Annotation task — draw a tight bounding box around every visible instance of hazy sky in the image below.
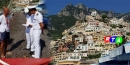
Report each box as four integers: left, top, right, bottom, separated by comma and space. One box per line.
46, 0, 130, 15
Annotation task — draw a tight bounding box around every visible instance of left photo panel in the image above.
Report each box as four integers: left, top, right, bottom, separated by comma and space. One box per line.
0, 0, 51, 65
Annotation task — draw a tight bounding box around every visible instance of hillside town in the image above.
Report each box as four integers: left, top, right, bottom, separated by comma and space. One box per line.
0, 0, 44, 13
50, 11, 130, 65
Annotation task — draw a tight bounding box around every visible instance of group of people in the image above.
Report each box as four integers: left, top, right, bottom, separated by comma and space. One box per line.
0, 6, 44, 58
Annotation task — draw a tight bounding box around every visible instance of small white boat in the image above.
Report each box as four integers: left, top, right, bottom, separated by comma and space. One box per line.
38, 0, 45, 5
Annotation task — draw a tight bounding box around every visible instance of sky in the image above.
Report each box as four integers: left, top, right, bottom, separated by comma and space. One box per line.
45, 0, 130, 15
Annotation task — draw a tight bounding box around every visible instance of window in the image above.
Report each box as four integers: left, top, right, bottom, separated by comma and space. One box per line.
74, 56, 76, 59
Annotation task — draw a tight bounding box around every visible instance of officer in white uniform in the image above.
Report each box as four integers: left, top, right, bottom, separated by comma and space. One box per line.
28, 6, 44, 58
23, 8, 34, 52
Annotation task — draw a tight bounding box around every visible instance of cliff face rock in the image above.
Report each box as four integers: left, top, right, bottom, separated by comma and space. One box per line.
7, 12, 51, 58
107, 11, 114, 18
58, 4, 73, 16
58, 10, 70, 16
58, 4, 88, 20
75, 3, 88, 10
57, 3, 130, 22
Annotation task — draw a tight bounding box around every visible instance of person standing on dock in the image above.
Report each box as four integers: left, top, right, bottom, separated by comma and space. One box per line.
0, 7, 11, 58
23, 7, 35, 54
28, 6, 44, 58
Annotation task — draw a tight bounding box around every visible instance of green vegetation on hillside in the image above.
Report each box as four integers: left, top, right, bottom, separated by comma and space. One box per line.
118, 24, 124, 28
48, 15, 77, 40
0, 0, 10, 8
126, 32, 130, 36
102, 15, 107, 23
110, 24, 117, 28
63, 4, 87, 15
110, 24, 125, 29
83, 41, 87, 44
87, 53, 101, 59
32, 0, 40, 2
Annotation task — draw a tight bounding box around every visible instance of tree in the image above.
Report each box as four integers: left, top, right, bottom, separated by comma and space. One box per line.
102, 15, 107, 23
118, 25, 124, 28
0, 0, 10, 8
67, 48, 74, 52
121, 35, 127, 45
126, 32, 130, 36
12, 3, 16, 8
87, 53, 101, 59
32, 0, 40, 2
73, 35, 78, 37
110, 24, 117, 28
83, 41, 87, 44
84, 19, 87, 22
68, 32, 73, 35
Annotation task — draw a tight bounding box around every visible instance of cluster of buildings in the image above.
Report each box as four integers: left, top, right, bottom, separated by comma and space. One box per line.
12, 0, 32, 7
10, 0, 46, 14
50, 11, 130, 65
13, 0, 44, 7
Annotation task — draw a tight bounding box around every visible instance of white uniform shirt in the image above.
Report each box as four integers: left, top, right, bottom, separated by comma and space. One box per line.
0, 14, 10, 32
26, 14, 33, 33
32, 11, 43, 30
26, 14, 33, 27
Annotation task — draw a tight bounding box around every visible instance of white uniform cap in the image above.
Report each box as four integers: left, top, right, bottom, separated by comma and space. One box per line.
27, 5, 37, 9
24, 7, 29, 14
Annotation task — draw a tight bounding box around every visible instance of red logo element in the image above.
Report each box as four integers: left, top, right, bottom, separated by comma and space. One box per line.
0, 58, 51, 65
104, 36, 111, 43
